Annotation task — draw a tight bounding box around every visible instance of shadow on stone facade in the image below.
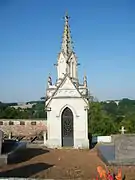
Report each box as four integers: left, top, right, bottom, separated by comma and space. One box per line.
0, 162, 53, 178
8, 148, 49, 164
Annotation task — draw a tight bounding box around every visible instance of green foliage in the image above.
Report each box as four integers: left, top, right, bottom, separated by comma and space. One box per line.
88, 98, 135, 135
0, 101, 47, 119
88, 101, 117, 135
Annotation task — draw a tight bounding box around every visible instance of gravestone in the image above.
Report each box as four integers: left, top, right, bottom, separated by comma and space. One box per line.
0, 130, 27, 166
0, 130, 3, 155
97, 134, 135, 165
0, 130, 7, 166
115, 135, 135, 161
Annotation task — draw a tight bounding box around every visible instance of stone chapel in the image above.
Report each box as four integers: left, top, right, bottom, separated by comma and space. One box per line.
45, 13, 89, 148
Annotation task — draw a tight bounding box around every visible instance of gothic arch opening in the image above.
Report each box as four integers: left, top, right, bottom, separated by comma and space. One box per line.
61, 107, 74, 147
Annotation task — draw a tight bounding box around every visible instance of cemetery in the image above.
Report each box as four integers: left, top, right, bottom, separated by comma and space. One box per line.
0, 144, 135, 179
0, 10, 135, 180
1, 120, 135, 179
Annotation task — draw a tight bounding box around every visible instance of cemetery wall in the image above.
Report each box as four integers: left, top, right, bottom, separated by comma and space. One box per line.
0, 119, 47, 137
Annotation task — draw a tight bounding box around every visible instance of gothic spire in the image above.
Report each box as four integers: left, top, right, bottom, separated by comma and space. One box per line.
61, 12, 73, 58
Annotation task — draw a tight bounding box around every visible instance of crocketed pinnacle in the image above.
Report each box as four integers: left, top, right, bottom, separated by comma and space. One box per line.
61, 12, 73, 58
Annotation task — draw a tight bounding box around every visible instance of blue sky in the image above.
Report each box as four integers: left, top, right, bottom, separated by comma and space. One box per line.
0, 0, 135, 102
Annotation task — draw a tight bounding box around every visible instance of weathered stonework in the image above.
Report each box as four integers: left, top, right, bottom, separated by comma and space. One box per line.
0, 119, 47, 137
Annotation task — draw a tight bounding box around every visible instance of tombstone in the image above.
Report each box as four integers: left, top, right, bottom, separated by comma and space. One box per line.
0, 130, 27, 166
115, 134, 135, 161
97, 134, 135, 165
0, 130, 3, 155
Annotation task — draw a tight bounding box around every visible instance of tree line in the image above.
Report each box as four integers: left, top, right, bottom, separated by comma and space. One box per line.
0, 101, 47, 119
88, 98, 135, 135
1, 98, 135, 135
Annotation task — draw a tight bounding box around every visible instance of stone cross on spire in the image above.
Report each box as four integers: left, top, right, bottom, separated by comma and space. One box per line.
61, 11, 73, 58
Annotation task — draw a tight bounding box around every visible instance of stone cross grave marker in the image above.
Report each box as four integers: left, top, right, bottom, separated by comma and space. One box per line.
119, 126, 126, 134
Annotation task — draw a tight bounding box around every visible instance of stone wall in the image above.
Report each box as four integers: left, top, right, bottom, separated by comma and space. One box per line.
0, 119, 47, 137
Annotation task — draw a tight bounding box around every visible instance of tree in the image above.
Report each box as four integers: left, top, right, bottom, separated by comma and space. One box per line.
88, 101, 117, 136
0, 101, 47, 119
120, 113, 135, 133
101, 101, 118, 115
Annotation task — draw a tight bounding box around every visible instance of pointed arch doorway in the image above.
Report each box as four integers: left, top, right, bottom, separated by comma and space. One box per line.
61, 107, 74, 147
